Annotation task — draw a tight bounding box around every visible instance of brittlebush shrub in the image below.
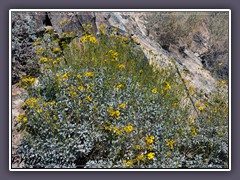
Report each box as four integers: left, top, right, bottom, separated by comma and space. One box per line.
17, 23, 228, 168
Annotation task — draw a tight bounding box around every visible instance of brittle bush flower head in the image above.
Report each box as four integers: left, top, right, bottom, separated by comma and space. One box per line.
53, 47, 61, 53
36, 47, 44, 54
118, 103, 126, 109
23, 117, 28, 123
77, 74, 82, 79
78, 85, 84, 91
84, 72, 94, 77
108, 107, 120, 119
116, 84, 124, 89
221, 80, 226, 84
189, 84, 194, 94
86, 96, 92, 102
123, 125, 134, 133
137, 154, 144, 162
124, 160, 133, 167
165, 82, 171, 90
166, 139, 175, 150
147, 152, 155, 160
151, 88, 158, 94
118, 64, 125, 69
198, 106, 204, 111
135, 145, 141, 150
191, 126, 197, 136
146, 135, 155, 144
62, 72, 69, 79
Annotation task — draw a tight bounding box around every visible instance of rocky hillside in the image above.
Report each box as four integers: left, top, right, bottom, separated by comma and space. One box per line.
11, 11, 229, 168
12, 11, 228, 92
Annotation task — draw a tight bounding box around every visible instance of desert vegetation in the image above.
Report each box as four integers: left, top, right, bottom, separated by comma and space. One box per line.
12, 14, 229, 169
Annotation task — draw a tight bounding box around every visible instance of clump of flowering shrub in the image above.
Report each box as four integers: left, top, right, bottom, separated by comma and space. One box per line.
16, 23, 228, 168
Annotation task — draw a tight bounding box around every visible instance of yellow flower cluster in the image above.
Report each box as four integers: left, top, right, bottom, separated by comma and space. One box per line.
151, 88, 157, 94
189, 84, 194, 94
86, 96, 92, 102
118, 103, 126, 109
108, 107, 120, 119
147, 152, 155, 160
124, 160, 133, 167
166, 139, 175, 150
22, 97, 38, 108
77, 74, 82, 79
78, 85, 84, 91
191, 126, 197, 136
39, 57, 48, 63
104, 126, 122, 135
123, 125, 134, 133
118, 64, 125, 69
53, 47, 61, 53
20, 77, 36, 88
136, 154, 144, 162
146, 135, 155, 144
99, 24, 106, 35
115, 84, 124, 89
69, 91, 77, 98
108, 50, 119, 61
84, 72, 94, 77
17, 114, 27, 123
80, 35, 97, 43
57, 72, 69, 81
36, 47, 44, 54
165, 82, 171, 90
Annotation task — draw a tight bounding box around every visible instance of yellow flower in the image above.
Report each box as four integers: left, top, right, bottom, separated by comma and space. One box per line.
166, 139, 175, 150
37, 108, 43, 113
23, 117, 27, 123
70, 31, 75, 36
118, 64, 125, 69
52, 60, 57, 65
77, 74, 82, 79
135, 145, 141, 150
78, 86, 84, 91
189, 84, 194, 94
137, 154, 144, 161
62, 72, 69, 79
165, 82, 171, 90
139, 69, 143, 74
191, 126, 197, 136
70, 91, 77, 98
188, 118, 195, 123
86, 96, 92, 102
147, 152, 155, 160
148, 145, 153, 151
36, 47, 44, 54
53, 47, 61, 53
124, 160, 133, 167
219, 62, 223, 66
123, 125, 134, 133
167, 152, 171, 157
151, 88, 157, 94
17, 114, 23, 121
221, 80, 226, 84
146, 136, 154, 144
89, 36, 96, 43
118, 103, 126, 109
84, 72, 94, 77
116, 84, 124, 89
198, 106, 204, 111
115, 110, 120, 118
48, 101, 56, 106
137, 82, 142, 87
